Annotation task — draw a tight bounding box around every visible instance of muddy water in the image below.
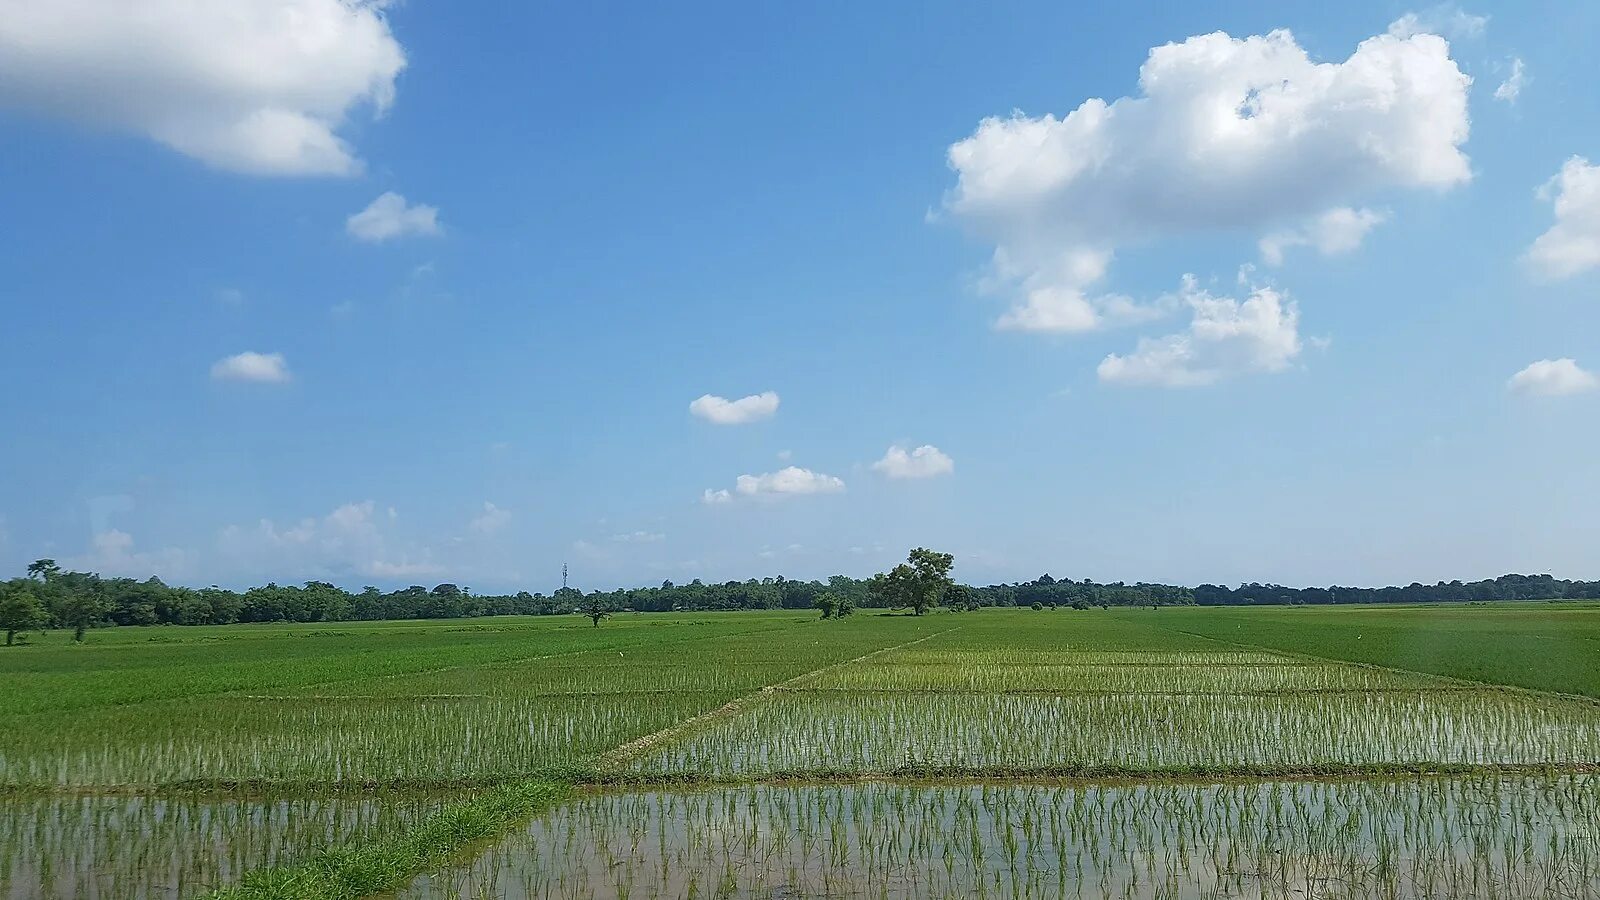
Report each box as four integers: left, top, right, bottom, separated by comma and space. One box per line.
0, 793, 450, 899
397, 777, 1600, 899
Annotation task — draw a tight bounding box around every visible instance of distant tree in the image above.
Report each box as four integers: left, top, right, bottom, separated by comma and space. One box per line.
835, 593, 856, 617
553, 585, 583, 612
55, 587, 108, 643
814, 592, 839, 619
869, 548, 955, 616
580, 592, 612, 627
945, 583, 976, 612
26, 559, 60, 582
1031, 602, 1044, 610
1, 587, 48, 645
867, 565, 914, 613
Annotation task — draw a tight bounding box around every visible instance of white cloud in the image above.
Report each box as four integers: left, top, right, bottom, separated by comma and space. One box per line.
945, 27, 1470, 332
610, 531, 665, 543
701, 488, 732, 505
1525, 157, 1600, 280
1507, 358, 1598, 397
1387, 6, 1488, 41
365, 559, 444, 579
728, 466, 845, 498
1098, 278, 1301, 387
69, 529, 193, 580
688, 391, 780, 425
0, 0, 405, 176
872, 445, 955, 479
219, 500, 440, 581
468, 502, 511, 536
211, 351, 291, 383
346, 192, 442, 242
1259, 207, 1388, 266
1494, 58, 1526, 104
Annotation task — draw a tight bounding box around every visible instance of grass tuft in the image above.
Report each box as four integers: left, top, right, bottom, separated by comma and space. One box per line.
204, 780, 568, 900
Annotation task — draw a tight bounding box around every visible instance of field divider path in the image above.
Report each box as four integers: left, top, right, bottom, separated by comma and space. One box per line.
596, 625, 963, 772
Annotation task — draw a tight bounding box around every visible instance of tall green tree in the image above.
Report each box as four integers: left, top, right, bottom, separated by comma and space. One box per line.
869, 548, 955, 616
945, 582, 976, 612
580, 592, 612, 627
26, 559, 60, 582
54, 586, 108, 642
0, 586, 49, 645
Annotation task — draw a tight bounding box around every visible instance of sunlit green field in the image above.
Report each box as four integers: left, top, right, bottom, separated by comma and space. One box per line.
2, 605, 1598, 898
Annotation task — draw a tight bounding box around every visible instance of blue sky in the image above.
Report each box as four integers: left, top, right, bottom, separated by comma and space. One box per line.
2, 0, 1598, 592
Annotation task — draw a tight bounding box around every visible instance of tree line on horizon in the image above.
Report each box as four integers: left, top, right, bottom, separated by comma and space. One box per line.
2, 554, 1596, 643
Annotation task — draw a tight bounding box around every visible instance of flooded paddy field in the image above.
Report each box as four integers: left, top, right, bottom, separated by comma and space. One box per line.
0, 792, 451, 899
4, 608, 1599, 898
399, 777, 1600, 900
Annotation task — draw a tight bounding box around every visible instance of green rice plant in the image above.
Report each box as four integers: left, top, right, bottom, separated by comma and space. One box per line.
629, 689, 1600, 778
0, 792, 451, 899
395, 777, 1600, 899
1143, 604, 1600, 699
795, 657, 1449, 693
0, 693, 723, 789
207, 780, 567, 900
0, 614, 810, 719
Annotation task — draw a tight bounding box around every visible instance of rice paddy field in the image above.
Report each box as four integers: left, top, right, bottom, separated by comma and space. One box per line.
2, 604, 1598, 898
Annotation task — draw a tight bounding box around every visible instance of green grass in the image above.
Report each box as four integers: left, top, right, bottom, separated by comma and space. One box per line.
1141, 603, 1600, 698
5, 603, 1600, 898
0, 612, 807, 717
205, 780, 567, 900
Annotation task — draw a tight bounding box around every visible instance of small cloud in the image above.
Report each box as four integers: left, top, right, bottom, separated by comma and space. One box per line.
469, 502, 511, 536
689, 391, 780, 425
872, 445, 955, 479
704, 467, 846, 502
1098, 278, 1301, 388
1493, 57, 1526, 104
1525, 157, 1600, 280
69, 529, 193, 580
366, 558, 444, 578
346, 192, 442, 242
329, 300, 356, 318
610, 531, 665, 543
216, 287, 246, 307
734, 466, 845, 497
1508, 358, 1599, 397
211, 351, 291, 383
1259, 207, 1387, 266
1387, 5, 1488, 40
776, 449, 793, 461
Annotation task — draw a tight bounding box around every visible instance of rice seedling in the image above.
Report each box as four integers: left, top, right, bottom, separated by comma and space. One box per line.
6, 607, 1600, 898
396, 776, 1600, 899
627, 688, 1600, 778
1143, 603, 1600, 699
0, 792, 451, 899
796, 657, 1449, 693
